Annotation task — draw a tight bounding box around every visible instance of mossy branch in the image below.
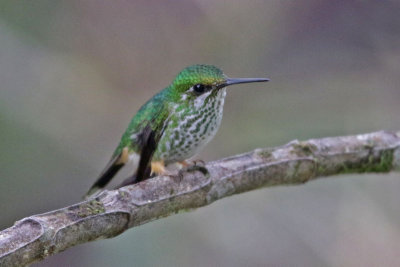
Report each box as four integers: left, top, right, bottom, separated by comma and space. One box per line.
1, 131, 400, 266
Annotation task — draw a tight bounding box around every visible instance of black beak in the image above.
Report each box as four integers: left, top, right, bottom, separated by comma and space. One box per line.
217, 77, 270, 89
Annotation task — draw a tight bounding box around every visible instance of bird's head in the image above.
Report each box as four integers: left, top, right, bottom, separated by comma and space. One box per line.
169, 64, 269, 105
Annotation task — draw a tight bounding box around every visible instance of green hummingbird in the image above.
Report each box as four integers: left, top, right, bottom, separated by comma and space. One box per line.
86, 64, 269, 196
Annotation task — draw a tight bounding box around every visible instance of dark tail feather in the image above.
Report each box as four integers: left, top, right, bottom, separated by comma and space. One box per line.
85, 158, 124, 198
134, 126, 158, 183
115, 166, 152, 189
86, 121, 164, 196
112, 126, 157, 190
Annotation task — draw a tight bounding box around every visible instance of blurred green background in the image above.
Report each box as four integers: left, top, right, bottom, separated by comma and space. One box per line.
1, 1, 400, 266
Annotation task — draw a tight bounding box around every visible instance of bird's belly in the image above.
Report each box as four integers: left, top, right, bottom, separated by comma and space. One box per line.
166, 113, 222, 162
155, 90, 226, 164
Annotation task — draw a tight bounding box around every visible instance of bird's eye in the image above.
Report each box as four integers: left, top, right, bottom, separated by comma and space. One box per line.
193, 84, 206, 94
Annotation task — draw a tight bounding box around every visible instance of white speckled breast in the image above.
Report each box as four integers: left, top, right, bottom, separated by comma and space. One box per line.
155, 88, 227, 164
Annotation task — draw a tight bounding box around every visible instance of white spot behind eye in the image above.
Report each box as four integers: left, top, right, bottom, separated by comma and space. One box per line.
181, 94, 188, 101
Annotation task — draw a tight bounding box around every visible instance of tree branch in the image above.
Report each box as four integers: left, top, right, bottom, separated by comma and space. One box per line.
1, 131, 400, 266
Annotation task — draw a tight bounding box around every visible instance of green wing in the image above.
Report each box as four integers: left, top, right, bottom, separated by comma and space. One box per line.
85, 90, 170, 197
115, 90, 169, 155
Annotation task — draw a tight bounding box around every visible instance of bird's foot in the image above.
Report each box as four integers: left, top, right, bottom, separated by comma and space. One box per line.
179, 159, 206, 168
178, 160, 210, 179
151, 161, 172, 176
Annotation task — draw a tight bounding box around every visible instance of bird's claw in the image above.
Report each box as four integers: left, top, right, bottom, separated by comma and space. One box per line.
178, 164, 210, 179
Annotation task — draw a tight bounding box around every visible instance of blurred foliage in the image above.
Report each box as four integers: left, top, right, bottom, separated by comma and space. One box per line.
0, 1, 400, 266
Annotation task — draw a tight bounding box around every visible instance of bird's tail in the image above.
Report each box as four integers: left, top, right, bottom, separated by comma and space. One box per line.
84, 123, 163, 198
84, 156, 124, 198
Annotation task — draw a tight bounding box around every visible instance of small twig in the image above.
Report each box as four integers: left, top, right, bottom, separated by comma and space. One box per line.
0, 131, 399, 266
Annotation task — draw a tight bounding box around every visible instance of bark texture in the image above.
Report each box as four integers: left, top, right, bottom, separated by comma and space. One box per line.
1, 131, 400, 266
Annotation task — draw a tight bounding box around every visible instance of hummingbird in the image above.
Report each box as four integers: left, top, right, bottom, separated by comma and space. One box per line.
85, 64, 269, 196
